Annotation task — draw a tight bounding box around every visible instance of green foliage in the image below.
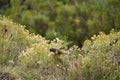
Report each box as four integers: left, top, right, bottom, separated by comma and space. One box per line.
0, 16, 30, 64
0, 16, 120, 80
0, 66, 22, 80
82, 30, 120, 80
0, 0, 120, 46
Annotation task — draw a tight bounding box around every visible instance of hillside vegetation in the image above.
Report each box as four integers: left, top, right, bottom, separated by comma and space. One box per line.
0, 16, 120, 80
0, 0, 120, 46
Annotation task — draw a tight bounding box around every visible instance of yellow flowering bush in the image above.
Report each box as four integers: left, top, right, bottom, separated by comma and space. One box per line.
0, 16, 120, 80
81, 30, 120, 80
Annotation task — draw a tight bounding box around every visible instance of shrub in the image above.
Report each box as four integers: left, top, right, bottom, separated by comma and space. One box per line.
81, 30, 120, 80
0, 16, 120, 80
0, 0, 120, 46
0, 66, 22, 80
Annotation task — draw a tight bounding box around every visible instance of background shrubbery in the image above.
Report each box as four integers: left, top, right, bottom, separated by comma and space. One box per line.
0, 0, 120, 46
0, 0, 120, 80
0, 16, 120, 80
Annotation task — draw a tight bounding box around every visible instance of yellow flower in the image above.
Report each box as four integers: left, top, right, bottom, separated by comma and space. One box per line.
74, 18, 80, 25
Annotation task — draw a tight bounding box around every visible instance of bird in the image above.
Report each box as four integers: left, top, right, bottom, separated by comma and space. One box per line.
50, 48, 63, 55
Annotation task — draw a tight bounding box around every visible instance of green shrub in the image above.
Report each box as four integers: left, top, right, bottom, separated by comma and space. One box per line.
0, 0, 120, 46
0, 16, 120, 80
0, 66, 22, 80
81, 30, 120, 80
0, 15, 30, 64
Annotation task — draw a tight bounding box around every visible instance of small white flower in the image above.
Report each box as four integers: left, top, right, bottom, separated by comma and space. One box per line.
56, 37, 60, 42
9, 60, 14, 64
56, 64, 59, 67
37, 60, 42, 64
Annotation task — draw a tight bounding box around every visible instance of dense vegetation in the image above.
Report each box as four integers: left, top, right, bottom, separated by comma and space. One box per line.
0, 16, 120, 80
0, 0, 120, 46
0, 0, 120, 80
